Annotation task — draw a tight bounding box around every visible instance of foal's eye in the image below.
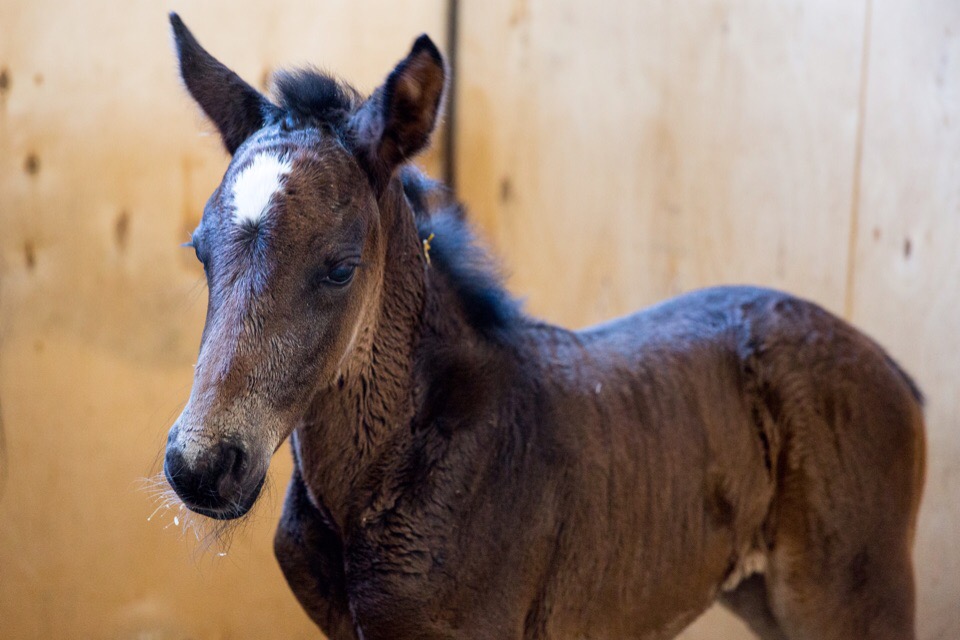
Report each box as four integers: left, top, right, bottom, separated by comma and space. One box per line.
183, 238, 207, 266
323, 264, 357, 287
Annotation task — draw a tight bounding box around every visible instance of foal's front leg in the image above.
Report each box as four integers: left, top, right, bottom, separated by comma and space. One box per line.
274, 467, 358, 640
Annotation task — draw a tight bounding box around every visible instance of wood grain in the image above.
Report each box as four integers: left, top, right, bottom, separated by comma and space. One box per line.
455, 0, 867, 329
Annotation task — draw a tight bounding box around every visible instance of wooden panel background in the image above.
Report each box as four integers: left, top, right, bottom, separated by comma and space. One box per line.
1, 0, 958, 638
0, 1, 445, 638
849, 1, 960, 637
455, 1, 959, 639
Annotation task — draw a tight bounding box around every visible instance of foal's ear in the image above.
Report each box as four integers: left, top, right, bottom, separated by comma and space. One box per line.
169, 13, 279, 154
351, 35, 446, 192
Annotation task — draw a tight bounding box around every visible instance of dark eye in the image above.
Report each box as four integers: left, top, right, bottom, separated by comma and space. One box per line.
323, 264, 357, 287
184, 237, 207, 266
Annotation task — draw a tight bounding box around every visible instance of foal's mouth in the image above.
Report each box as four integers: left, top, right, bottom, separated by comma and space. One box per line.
172, 473, 267, 521
163, 467, 267, 520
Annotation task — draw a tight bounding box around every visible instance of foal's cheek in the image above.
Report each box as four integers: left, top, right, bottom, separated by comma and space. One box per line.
280, 317, 345, 395
314, 293, 366, 379
279, 269, 372, 397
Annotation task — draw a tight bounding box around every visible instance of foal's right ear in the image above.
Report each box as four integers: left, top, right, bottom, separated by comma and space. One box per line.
169, 13, 279, 154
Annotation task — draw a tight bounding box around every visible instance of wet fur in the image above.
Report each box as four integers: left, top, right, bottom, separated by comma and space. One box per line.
277, 164, 926, 639
168, 20, 926, 640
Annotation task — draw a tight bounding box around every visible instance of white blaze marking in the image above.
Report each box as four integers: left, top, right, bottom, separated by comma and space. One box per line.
231, 153, 293, 226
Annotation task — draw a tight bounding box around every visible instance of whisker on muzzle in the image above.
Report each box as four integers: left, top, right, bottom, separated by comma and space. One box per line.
137, 470, 276, 561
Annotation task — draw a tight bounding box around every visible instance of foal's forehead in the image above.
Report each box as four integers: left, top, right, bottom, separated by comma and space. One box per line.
228, 152, 293, 227
215, 127, 349, 229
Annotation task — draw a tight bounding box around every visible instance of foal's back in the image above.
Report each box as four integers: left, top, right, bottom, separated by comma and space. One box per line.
523, 285, 924, 639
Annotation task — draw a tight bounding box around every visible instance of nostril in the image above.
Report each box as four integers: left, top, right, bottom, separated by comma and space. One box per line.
164, 446, 185, 480
222, 443, 247, 482
215, 443, 249, 504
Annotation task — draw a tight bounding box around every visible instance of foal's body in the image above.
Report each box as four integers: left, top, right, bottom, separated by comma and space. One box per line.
275, 179, 924, 640
163, 16, 924, 639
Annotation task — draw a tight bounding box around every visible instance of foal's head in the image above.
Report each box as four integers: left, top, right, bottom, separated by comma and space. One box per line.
163, 14, 445, 519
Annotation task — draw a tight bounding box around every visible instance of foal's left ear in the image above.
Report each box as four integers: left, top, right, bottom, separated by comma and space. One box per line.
169, 13, 279, 154
350, 35, 446, 193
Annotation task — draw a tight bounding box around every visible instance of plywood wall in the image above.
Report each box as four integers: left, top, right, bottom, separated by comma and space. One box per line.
456, 0, 868, 323
0, 2, 445, 638
849, 1, 960, 637
455, 1, 959, 639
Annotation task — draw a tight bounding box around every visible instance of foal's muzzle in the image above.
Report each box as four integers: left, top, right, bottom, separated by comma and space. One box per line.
163, 438, 265, 520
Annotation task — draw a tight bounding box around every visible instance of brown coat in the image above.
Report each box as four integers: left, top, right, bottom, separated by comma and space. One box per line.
164, 15, 925, 639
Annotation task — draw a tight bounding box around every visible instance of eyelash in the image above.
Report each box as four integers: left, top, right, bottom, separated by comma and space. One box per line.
184, 238, 207, 267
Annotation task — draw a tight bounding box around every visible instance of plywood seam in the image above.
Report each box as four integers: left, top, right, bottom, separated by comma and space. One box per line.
442, 0, 459, 189
844, 0, 874, 320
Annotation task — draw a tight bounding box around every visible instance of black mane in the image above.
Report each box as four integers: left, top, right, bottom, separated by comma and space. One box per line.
400, 168, 523, 341
272, 68, 361, 130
